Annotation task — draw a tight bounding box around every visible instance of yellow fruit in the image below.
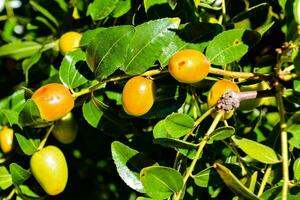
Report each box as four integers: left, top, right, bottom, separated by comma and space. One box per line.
168, 49, 210, 83
59, 31, 82, 55
0, 126, 13, 154
31, 83, 75, 121
122, 76, 155, 116
52, 112, 78, 144
30, 146, 68, 195
207, 79, 240, 120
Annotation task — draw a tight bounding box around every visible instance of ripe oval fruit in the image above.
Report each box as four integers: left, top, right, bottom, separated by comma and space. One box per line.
52, 112, 78, 144
207, 79, 240, 119
30, 146, 68, 196
122, 76, 155, 116
31, 83, 75, 121
168, 49, 210, 83
59, 31, 82, 55
0, 126, 13, 154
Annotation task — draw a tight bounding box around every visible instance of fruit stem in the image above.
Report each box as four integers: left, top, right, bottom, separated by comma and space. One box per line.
173, 108, 215, 169
37, 124, 55, 150
73, 68, 168, 98
209, 67, 271, 80
257, 165, 272, 196
216, 89, 275, 111
275, 83, 289, 200
173, 111, 224, 200
3, 188, 15, 200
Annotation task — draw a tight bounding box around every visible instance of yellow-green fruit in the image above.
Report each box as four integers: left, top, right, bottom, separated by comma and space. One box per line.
207, 79, 240, 120
30, 146, 68, 195
52, 112, 78, 144
238, 81, 271, 110
0, 126, 13, 154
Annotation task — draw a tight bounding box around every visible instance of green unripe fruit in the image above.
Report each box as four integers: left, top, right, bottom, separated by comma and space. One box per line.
52, 112, 78, 144
30, 146, 68, 195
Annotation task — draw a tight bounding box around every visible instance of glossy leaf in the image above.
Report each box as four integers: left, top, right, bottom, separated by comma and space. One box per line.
294, 0, 300, 24
0, 41, 42, 60
232, 136, 280, 164
207, 126, 235, 144
15, 132, 39, 156
144, 0, 168, 12
22, 51, 42, 83
140, 166, 183, 200
287, 111, 300, 148
141, 83, 186, 119
0, 166, 12, 190
0, 109, 20, 127
87, 0, 118, 21
80, 28, 105, 47
29, 0, 59, 27
9, 163, 31, 186
214, 163, 259, 200
19, 100, 52, 128
111, 141, 153, 193
18, 185, 40, 198
82, 96, 104, 128
206, 29, 260, 65
86, 25, 135, 79
158, 22, 222, 66
231, 3, 268, 23
59, 49, 88, 89
193, 167, 218, 187
121, 18, 180, 74
164, 113, 194, 138
111, 0, 131, 18
294, 157, 300, 181
153, 138, 198, 149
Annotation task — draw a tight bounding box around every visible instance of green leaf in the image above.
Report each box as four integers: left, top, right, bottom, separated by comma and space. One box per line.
294, 80, 300, 92
87, 0, 119, 21
0, 166, 12, 190
260, 186, 300, 200
82, 96, 104, 128
153, 138, 198, 149
112, 141, 151, 193
15, 132, 39, 156
29, 1, 59, 27
80, 28, 105, 47
153, 120, 169, 138
86, 25, 135, 79
206, 29, 260, 65
22, 51, 42, 84
207, 126, 235, 144
59, 49, 88, 89
214, 163, 259, 200
141, 82, 186, 119
231, 3, 268, 23
144, 0, 168, 12
9, 163, 31, 186
294, 0, 300, 24
140, 166, 183, 200
0, 109, 20, 127
193, 167, 221, 188
257, 22, 275, 35
111, 0, 131, 18
158, 22, 222, 66
294, 157, 300, 181
0, 41, 42, 60
121, 18, 180, 75
18, 185, 40, 198
231, 136, 280, 164
287, 111, 300, 148
19, 100, 52, 128
136, 197, 153, 200
165, 113, 194, 138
